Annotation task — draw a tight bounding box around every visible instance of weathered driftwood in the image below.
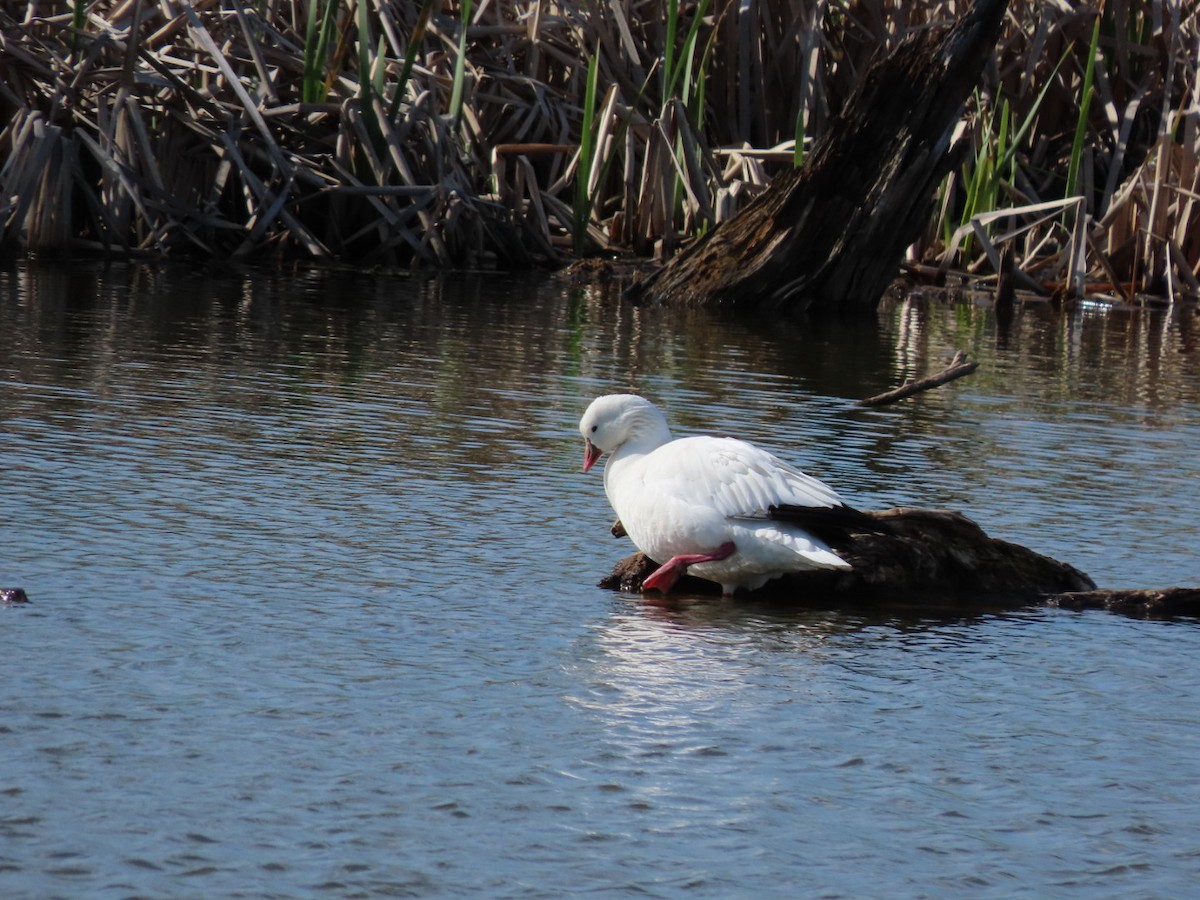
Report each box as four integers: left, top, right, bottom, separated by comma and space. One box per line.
598, 507, 1200, 619
857, 351, 979, 407
624, 0, 1009, 314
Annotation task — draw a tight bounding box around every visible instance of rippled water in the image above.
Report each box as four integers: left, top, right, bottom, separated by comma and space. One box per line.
3, 262, 1200, 897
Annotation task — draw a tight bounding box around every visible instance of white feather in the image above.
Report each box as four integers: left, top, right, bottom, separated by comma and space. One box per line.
580, 394, 855, 595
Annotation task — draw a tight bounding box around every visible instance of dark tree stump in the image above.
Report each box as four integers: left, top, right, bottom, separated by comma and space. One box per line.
600, 507, 1200, 619
600, 508, 1096, 608
624, 0, 1009, 314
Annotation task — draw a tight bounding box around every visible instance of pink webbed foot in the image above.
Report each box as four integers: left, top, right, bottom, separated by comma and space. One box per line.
641, 541, 736, 594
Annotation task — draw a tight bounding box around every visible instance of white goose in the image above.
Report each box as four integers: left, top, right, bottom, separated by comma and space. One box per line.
580, 393, 881, 597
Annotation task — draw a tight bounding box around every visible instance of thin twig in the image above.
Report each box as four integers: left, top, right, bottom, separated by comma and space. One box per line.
857, 352, 979, 408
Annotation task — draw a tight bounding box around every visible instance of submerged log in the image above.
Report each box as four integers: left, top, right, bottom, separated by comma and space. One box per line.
625, 0, 1009, 314
598, 508, 1200, 619
1045, 589, 1200, 619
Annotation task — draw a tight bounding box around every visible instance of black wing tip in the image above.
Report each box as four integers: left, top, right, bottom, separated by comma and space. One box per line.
768, 503, 896, 537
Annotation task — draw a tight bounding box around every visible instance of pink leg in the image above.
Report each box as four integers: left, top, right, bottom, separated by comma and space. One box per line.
642, 541, 736, 594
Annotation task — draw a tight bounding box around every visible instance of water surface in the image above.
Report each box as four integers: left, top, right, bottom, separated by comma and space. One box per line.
2, 262, 1199, 897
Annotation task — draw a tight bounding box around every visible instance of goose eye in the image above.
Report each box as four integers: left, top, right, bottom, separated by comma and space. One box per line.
590, 425, 598, 433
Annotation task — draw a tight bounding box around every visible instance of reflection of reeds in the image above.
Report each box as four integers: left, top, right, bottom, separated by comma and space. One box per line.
0, 2, 1196, 299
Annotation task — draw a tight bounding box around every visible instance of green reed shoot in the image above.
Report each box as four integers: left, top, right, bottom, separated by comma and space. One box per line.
944, 51, 1067, 260
573, 52, 600, 254
663, 0, 712, 112
953, 93, 1010, 255
663, 0, 713, 233
388, 0, 436, 124
70, 0, 86, 52
353, 0, 387, 158
302, 0, 340, 104
1066, 15, 1101, 205
449, 0, 474, 132
664, 0, 679, 102
356, 0, 371, 105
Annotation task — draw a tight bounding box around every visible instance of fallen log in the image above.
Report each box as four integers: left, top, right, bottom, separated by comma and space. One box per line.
624, 0, 1009, 314
598, 508, 1200, 619
1045, 588, 1200, 619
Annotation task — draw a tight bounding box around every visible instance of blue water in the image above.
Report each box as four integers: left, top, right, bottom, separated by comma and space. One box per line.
2, 262, 1199, 897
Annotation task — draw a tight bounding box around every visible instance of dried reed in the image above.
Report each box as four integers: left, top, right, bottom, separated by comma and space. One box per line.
0, 1, 1196, 300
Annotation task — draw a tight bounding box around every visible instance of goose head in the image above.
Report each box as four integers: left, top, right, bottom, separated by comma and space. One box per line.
578, 394, 672, 472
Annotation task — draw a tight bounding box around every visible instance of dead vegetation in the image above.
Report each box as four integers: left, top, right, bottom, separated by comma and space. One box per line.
0, 1, 1197, 301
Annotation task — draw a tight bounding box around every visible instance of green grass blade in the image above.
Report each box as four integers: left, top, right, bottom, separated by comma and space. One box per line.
70, 0, 86, 52
992, 98, 1010, 211
448, 0, 473, 132
316, 0, 340, 89
355, 0, 383, 155
356, 0, 371, 96
302, 0, 320, 102
574, 52, 600, 254
997, 50, 1070, 175
665, 0, 711, 105
388, 0, 435, 123
663, 0, 678, 101
949, 46, 1071, 263
1066, 15, 1101, 201
302, 0, 340, 104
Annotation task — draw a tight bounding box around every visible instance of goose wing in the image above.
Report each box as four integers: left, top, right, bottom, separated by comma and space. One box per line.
644, 436, 845, 519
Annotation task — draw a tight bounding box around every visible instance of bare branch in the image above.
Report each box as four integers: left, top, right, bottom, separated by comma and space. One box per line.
857, 351, 979, 407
